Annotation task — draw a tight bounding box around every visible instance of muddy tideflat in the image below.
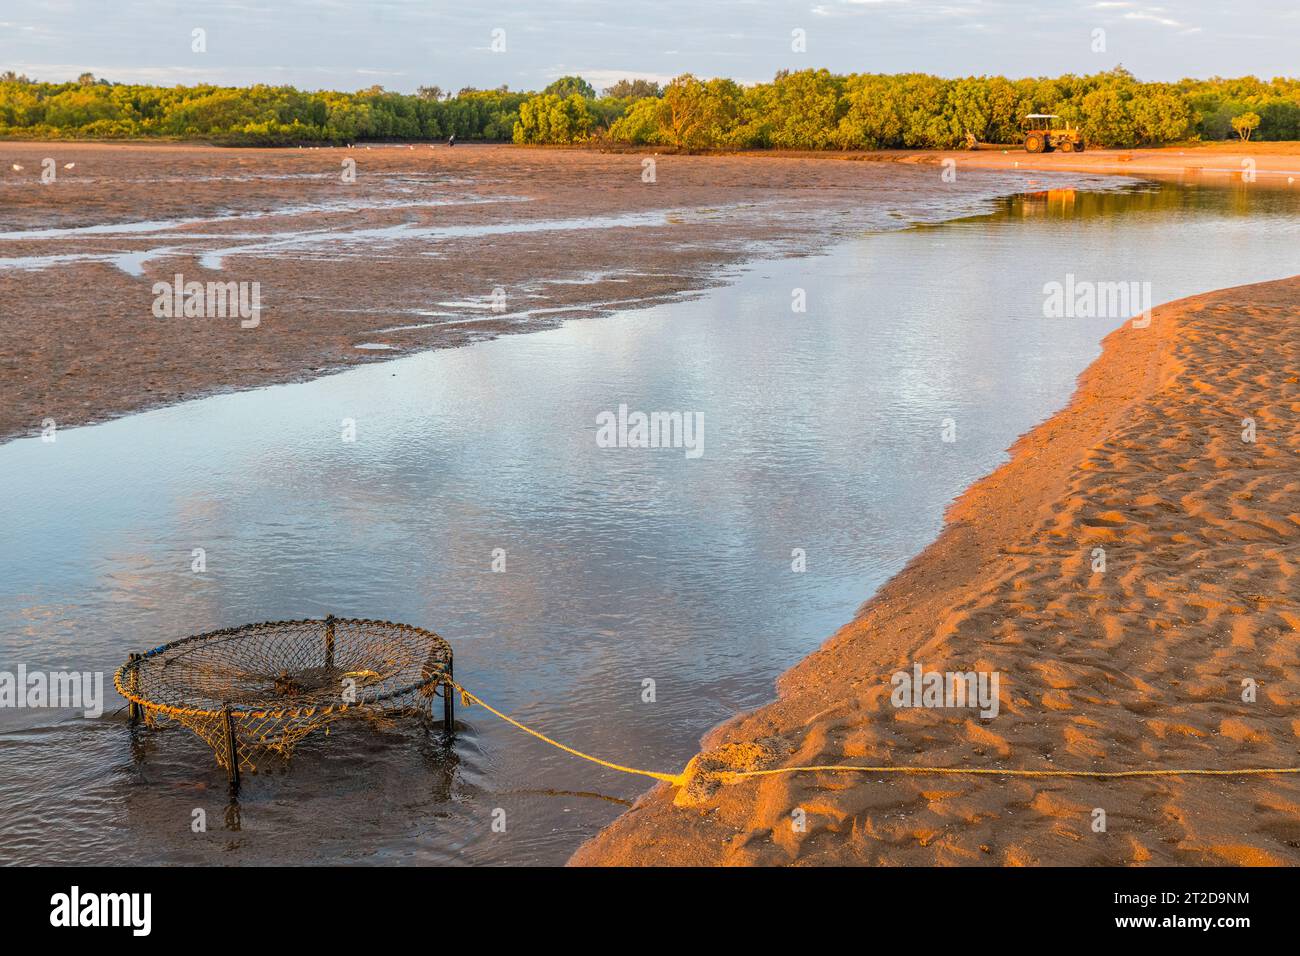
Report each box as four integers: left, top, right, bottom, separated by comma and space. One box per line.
0, 141, 1111, 443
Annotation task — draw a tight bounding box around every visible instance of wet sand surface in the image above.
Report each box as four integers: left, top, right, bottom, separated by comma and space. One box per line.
574, 275, 1300, 866
906, 141, 1300, 184
0, 142, 1108, 444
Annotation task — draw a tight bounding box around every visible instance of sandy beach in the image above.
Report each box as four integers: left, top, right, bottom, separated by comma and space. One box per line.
918, 141, 1300, 184
14, 0, 1300, 930
574, 270, 1300, 865
4, 139, 1298, 867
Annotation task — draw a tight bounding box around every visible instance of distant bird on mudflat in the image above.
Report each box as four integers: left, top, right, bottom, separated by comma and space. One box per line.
10, 164, 22, 171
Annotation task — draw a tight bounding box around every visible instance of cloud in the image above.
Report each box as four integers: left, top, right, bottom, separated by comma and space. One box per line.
1124, 11, 1182, 27
1089, 2, 1198, 32
811, 0, 910, 15
0, 0, 1273, 92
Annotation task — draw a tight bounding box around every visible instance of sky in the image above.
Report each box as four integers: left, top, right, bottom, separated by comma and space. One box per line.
1, 1, 1297, 93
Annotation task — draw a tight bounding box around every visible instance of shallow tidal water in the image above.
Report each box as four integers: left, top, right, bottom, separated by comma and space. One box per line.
2, 181, 1299, 865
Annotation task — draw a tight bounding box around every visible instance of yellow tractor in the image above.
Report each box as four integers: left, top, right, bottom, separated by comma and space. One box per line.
1023, 114, 1085, 154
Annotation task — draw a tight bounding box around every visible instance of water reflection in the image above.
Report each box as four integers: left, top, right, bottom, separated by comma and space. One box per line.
1, 183, 1298, 865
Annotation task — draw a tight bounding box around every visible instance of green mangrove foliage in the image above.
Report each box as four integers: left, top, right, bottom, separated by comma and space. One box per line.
2, 68, 1298, 149
513, 93, 595, 144
0, 74, 527, 144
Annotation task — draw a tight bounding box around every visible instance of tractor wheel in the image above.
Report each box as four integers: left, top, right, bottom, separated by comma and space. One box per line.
1024, 133, 1045, 154
1075, 141, 1086, 152
1059, 140, 1076, 153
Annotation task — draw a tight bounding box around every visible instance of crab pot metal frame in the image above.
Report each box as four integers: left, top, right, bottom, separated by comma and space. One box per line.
117, 617, 455, 794
126, 652, 142, 726
441, 658, 455, 733
222, 704, 240, 791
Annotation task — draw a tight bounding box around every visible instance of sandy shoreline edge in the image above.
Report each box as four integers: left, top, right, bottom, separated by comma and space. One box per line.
573, 273, 1300, 866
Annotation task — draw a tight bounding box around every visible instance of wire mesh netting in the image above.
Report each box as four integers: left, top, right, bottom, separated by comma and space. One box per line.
114, 617, 452, 774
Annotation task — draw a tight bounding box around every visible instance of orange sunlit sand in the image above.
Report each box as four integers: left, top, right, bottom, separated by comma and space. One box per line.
576, 273, 1300, 866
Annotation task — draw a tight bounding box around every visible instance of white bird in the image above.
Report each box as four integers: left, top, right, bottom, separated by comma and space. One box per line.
11, 164, 22, 171
63, 162, 75, 169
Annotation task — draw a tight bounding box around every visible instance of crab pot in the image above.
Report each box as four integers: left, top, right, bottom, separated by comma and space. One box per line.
126, 653, 141, 726
111, 618, 454, 778
324, 614, 336, 669
222, 704, 240, 792
443, 658, 455, 733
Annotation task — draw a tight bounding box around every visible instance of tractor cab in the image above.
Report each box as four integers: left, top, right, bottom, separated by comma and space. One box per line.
1022, 114, 1084, 154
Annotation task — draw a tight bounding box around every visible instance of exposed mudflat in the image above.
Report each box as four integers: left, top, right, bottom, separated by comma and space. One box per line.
0, 141, 1103, 443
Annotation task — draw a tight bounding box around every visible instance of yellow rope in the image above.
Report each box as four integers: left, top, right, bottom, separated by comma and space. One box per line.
449, 680, 1300, 789
717, 765, 1300, 782
451, 682, 688, 786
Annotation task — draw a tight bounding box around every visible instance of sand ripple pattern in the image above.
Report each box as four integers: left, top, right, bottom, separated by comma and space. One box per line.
576, 277, 1300, 866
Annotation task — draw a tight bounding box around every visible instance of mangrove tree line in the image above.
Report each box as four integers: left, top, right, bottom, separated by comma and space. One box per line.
1, 68, 1294, 149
